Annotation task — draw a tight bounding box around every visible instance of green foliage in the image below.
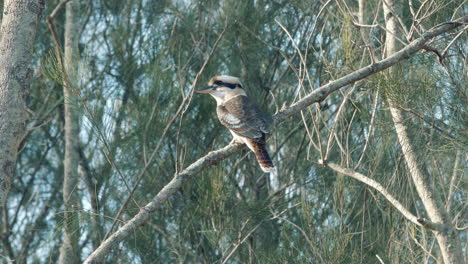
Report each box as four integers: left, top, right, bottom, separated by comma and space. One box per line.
3, 0, 465, 263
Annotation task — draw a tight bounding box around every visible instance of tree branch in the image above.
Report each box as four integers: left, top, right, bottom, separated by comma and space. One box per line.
84, 143, 244, 263
323, 162, 449, 232
49, 0, 71, 20
82, 17, 466, 263
273, 17, 467, 125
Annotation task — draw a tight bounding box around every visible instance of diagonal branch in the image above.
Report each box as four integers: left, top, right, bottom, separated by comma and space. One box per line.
273, 17, 467, 124
323, 162, 448, 232
82, 17, 466, 263
84, 143, 244, 263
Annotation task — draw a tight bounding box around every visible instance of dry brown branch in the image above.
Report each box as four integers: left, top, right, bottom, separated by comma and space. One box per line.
422, 44, 444, 62
82, 17, 466, 263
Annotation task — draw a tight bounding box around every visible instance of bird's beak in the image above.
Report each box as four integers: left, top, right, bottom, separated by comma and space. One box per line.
196, 86, 214, 94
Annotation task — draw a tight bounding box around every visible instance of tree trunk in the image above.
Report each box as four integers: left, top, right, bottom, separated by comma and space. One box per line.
382, 1, 462, 263
0, 0, 42, 203
58, 0, 81, 263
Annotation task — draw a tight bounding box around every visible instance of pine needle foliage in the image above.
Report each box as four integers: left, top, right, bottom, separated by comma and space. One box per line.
2, 0, 465, 263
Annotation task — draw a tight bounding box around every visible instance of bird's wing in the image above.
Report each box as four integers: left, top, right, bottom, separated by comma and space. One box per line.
217, 95, 269, 142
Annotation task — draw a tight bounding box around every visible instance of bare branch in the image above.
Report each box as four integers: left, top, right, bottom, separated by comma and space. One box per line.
446, 150, 461, 212
324, 162, 449, 233
422, 44, 444, 62
84, 142, 244, 263
351, 22, 379, 28
441, 25, 468, 58
274, 17, 467, 124
221, 222, 262, 264
354, 89, 379, 170
324, 75, 362, 162
49, 0, 71, 20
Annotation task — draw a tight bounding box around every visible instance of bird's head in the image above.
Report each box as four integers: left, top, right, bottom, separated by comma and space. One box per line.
196, 75, 246, 104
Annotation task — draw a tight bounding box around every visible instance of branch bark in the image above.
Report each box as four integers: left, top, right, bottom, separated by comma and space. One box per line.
82, 17, 466, 263
59, 0, 82, 263
324, 162, 448, 232
0, 0, 43, 202
383, 1, 462, 263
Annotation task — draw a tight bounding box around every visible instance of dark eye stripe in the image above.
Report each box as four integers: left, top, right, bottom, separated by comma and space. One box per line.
214, 80, 242, 89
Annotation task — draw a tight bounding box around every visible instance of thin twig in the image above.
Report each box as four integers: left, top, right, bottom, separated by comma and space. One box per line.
446, 150, 461, 212
355, 89, 379, 170
376, 254, 385, 264
441, 25, 467, 58
221, 222, 262, 264
49, 0, 71, 19
324, 84, 357, 161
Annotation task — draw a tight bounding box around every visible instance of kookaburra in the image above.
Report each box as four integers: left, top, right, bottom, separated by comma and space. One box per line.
197, 75, 274, 173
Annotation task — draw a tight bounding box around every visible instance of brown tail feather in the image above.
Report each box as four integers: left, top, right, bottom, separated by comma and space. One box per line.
250, 141, 274, 173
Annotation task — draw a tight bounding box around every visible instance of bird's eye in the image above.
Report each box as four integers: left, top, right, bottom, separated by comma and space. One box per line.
214, 80, 223, 85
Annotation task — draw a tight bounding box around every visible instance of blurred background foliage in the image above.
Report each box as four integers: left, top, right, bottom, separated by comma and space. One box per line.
1, 0, 466, 263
